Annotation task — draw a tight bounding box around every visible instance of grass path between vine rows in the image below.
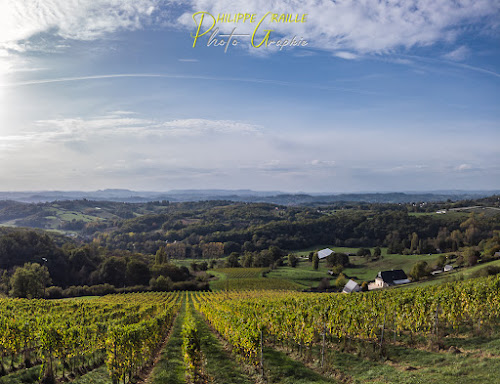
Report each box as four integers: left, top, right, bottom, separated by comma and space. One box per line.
150, 296, 187, 384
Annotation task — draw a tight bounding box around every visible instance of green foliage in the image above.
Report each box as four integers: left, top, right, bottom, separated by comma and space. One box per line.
435, 254, 447, 269
195, 275, 500, 370
0, 292, 180, 384
94, 257, 126, 287
356, 248, 372, 257
308, 251, 314, 262
225, 252, 240, 268
181, 303, 204, 383
126, 259, 151, 286
9, 262, 51, 298
150, 276, 173, 291
287, 253, 298, 268
313, 253, 319, 270
409, 261, 431, 281
463, 247, 480, 266
471, 265, 500, 278
329, 264, 344, 275
326, 252, 349, 267
318, 277, 331, 291
334, 273, 348, 288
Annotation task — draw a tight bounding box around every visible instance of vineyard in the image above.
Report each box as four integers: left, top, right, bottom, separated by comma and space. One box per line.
210, 267, 303, 291
1, 276, 500, 383
194, 276, 500, 366
0, 292, 181, 384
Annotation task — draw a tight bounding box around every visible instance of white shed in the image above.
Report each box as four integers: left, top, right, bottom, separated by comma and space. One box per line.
343, 279, 360, 293
318, 248, 334, 260
444, 264, 454, 272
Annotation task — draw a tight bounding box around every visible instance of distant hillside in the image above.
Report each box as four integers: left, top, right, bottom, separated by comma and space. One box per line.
0, 189, 499, 204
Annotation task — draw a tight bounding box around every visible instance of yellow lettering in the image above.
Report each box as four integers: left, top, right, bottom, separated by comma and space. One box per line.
191, 12, 216, 48
252, 12, 273, 48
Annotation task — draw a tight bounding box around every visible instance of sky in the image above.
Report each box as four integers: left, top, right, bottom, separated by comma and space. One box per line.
0, 0, 499, 193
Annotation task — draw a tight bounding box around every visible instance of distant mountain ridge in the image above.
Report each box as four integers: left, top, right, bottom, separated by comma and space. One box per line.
0, 189, 498, 204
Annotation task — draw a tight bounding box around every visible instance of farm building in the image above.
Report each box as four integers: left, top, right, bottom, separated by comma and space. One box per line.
444, 264, 454, 272
368, 269, 410, 290
342, 279, 360, 293
433, 264, 454, 275
318, 248, 334, 259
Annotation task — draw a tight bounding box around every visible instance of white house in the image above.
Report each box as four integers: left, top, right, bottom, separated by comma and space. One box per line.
369, 270, 410, 290
318, 248, 334, 260
342, 279, 360, 293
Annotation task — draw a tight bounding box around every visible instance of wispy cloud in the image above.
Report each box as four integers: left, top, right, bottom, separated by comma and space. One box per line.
443, 46, 470, 61
0, 114, 262, 154
456, 163, 473, 171
1, 73, 379, 95
32, 114, 261, 141
178, 0, 500, 54
0, 0, 160, 51
2, 1, 498, 59
334, 51, 358, 60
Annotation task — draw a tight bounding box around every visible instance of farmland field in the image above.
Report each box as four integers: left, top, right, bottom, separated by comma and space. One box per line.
289, 246, 446, 283
209, 267, 304, 290
1, 276, 500, 384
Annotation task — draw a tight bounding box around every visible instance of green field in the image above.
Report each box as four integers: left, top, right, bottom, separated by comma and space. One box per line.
343, 252, 443, 282
208, 247, 457, 290
209, 267, 303, 290
211, 277, 303, 291
266, 264, 332, 288
287, 246, 444, 284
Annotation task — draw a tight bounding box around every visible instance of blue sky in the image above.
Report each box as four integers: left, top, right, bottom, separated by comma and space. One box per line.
0, 0, 499, 193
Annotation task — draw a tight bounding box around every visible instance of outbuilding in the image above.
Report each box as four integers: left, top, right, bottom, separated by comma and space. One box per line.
318, 248, 334, 260
342, 279, 360, 293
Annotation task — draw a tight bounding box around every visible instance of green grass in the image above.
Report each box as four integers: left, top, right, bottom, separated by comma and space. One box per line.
213, 267, 267, 279
408, 211, 468, 220
266, 264, 332, 289
0, 366, 39, 384
276, 329, 500, 384
209, 267, 303, 290
58, 211, 98, 222
343, 252, 443, 282
211, 277, 302, 291
325, 344, 500, 384
151, 297, 186, 384
292, 246, 361, 257
263, 347, 336, 384
267, 249, 443, 289
400, 258, 500, 289
290, 246, 445, 284
71, 366, 112, 384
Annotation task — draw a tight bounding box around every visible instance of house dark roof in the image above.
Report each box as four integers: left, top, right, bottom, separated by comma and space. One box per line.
377, 270, 408, 285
